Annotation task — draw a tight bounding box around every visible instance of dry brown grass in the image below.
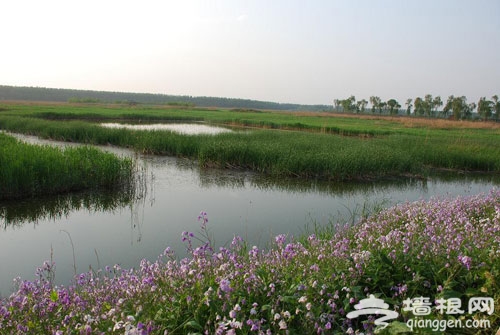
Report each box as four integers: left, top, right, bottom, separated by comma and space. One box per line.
285, 111, 500, 130
389, 116, 500, 129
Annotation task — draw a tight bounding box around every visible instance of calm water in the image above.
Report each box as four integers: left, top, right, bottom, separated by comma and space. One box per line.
100, 122, 233, 135
0, 133, 498, 297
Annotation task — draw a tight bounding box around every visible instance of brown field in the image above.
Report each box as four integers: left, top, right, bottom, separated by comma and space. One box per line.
288, 110, 500, 130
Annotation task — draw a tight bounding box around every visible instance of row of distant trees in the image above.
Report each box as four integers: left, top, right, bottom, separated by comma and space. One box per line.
334, 95, 500, 121
0, 85, 331, 112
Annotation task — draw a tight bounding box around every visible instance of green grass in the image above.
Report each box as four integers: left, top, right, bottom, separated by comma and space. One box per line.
0, 102, 499, 181
0, 103, 406, 136
0, 132, 134, 200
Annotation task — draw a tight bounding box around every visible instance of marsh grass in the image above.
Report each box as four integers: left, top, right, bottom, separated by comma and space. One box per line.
0, 103, 499, 181
0, 133, 134, 200
0, 116, 498, 181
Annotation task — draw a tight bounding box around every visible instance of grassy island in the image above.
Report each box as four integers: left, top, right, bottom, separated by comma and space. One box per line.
0, 132, 134, 200
0, 102, 499, 181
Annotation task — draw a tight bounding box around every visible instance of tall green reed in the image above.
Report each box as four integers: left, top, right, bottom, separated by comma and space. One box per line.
0, 114, 498, 182
0, 133, 134, 200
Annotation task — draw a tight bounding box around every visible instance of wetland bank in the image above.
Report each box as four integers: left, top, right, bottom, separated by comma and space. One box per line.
0, 102, 499, 334
1, 102, 499, 180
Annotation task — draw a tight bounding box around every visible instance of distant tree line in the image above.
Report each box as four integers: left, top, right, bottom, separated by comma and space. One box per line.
3, 85, 498, 119
0, 85, 332, 112
67, 97, 102, 104
334, 94, 500, 121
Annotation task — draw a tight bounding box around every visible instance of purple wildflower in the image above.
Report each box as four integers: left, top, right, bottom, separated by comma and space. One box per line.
458, 255, 472, 270
219, 279, 232, 293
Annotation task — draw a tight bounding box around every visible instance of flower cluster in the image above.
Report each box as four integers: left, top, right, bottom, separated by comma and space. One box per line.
1, 190, 499, 334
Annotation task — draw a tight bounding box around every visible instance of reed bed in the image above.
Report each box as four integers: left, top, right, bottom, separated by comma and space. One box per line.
0, 116, 498, 181
0, 133, 134, 200
0, 103, 499, 181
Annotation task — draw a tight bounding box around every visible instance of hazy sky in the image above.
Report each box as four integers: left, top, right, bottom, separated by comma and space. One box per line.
1, 0, 499, 105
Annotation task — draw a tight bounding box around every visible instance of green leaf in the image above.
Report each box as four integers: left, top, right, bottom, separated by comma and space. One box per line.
280, 295, 296, 304
379, 252, 394, 267
465, 287, 480, 297
102, 301, 111, 312
184, 320, 202, 331
261, 304, 272, 312
154, 308, 164, 321
374, 321, 411, 334
50, 290, 58, 302
441, 289, 462, 299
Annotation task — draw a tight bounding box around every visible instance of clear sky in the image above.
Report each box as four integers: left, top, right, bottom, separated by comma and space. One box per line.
1, 0, 499, 105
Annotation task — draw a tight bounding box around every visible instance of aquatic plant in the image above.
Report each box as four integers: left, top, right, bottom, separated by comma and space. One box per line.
0, 102, 499, 181
1, 190, 498, 334
0, 133, 134, 200
0, 113, 498, 181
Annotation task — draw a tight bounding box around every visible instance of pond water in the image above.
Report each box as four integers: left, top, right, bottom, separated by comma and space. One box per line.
0, 134, 498, 297
100, 122, 233, 135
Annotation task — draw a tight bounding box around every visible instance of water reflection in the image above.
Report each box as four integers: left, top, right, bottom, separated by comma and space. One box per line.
2, 155, 499, 230
100, 122, 232, 135
0, 133, 499, 297
199, 166, 500, 198
0, 191, 135, 229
